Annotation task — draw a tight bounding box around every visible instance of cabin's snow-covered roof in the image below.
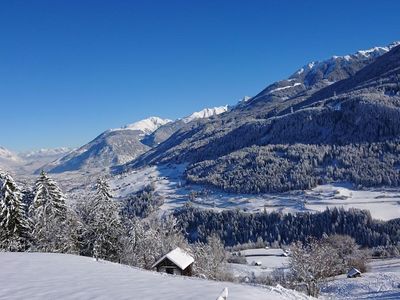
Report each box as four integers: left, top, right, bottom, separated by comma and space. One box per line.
152, 247, 194, 270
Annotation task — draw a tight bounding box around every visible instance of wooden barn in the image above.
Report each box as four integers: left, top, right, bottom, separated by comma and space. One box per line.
152, 247, 194, 276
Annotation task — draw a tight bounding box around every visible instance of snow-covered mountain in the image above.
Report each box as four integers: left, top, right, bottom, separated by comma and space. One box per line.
126, 41, 400, 195
45, 106, 230, 173
0, 146, 20, 163
42, 116, 171, 173
181, 106, 228, 123
143, 105, 230, 147
117, 116, 172, 134
243, 41, 400, 110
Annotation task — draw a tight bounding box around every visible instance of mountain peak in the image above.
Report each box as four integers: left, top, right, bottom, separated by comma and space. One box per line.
118, 117, 172, 134
182, 106, 229, 123
292, 41, 400, 82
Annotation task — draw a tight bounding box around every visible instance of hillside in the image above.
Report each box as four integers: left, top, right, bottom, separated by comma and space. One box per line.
0, 253, 310, 300
122, 42, 400, 193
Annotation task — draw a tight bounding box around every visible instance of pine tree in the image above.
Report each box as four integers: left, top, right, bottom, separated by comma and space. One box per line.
30, 171, 68, 252
90, 178, 122, 261
0, 171, 30, 251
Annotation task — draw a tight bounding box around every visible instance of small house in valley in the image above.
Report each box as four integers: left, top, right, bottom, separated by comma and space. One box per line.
347, 267, 361, 278
152, 247, 194, 276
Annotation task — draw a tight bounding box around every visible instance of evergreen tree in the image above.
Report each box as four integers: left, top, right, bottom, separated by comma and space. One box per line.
30, 171, 68, 252
0, 171, 30, 251
90, 178, 122, 261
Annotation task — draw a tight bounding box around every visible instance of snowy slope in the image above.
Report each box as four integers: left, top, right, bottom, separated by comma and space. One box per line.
323, 272, 400, 299
0, 253, 312, 300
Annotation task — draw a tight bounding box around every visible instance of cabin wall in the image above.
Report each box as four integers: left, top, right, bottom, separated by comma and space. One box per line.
154, 258, 193, 277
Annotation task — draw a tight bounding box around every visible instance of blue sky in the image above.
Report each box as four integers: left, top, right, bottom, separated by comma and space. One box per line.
1, 0, 399, 151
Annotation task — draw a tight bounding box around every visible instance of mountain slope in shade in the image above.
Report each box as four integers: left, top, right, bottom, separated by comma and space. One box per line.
122, 42, 400, 194
127, 42, 399, 169
182, 44, 400, 193
238, 41, 400, 115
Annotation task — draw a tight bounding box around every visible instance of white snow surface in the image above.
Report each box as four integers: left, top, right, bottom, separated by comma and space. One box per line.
0, 252, 312, 300
182, 105, 228, 123
118, 116, 172, 134
152, 247, 194, 270
229, 248, 290, 278
323, 272, 400, 299
321, 258, 400, 299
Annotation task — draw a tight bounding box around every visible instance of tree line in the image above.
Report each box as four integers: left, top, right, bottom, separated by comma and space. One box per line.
174, 205, 400, 248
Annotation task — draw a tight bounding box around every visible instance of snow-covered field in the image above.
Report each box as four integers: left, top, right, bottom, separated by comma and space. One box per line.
321, 258, 400, 299
229, 248, 289, 278
226, 248, 400, 300
0, 252, 311, 300
107, 165, 400, 220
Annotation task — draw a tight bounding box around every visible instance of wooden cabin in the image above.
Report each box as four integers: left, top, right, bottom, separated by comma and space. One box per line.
152, 247, 194, 276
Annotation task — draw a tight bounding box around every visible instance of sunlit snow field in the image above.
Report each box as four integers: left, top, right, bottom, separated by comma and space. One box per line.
106, 165, 400, 221
0, 253, 310, 300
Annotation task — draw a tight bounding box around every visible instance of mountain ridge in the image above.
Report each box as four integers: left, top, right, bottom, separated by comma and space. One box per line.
43, 105, 230, 173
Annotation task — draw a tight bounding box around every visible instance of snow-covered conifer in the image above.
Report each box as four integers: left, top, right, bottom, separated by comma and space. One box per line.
90, 177, 122, 261
30, 171, 68, 252
0, 171, 30, 251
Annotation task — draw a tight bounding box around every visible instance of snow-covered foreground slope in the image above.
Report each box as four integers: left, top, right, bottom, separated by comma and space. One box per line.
0, 253, 311, 300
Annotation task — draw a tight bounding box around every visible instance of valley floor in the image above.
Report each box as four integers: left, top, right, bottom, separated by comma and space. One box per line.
108, 165, 400, 221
